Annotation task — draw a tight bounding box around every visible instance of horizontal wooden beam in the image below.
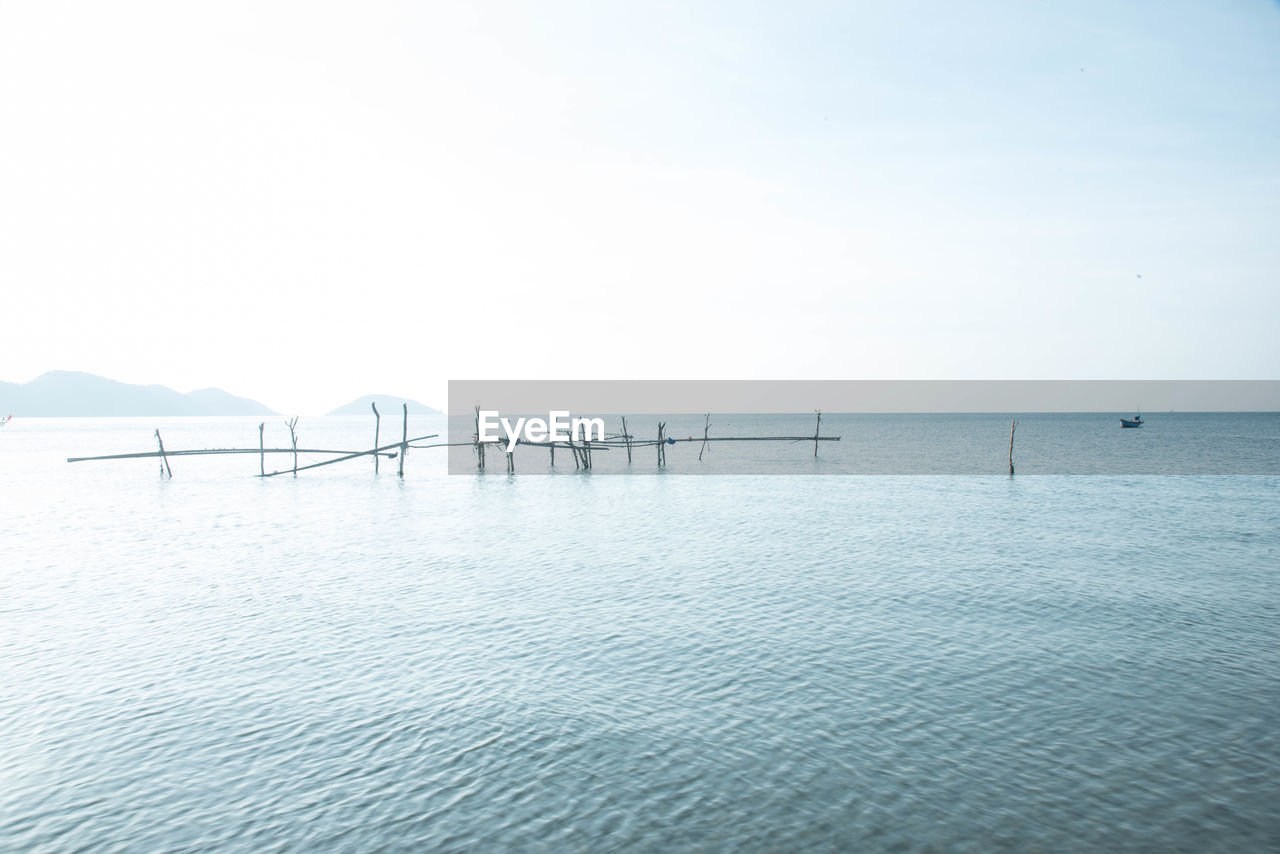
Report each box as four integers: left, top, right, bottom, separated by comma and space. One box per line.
257, 435, 438, 477
68, 447, 398, 463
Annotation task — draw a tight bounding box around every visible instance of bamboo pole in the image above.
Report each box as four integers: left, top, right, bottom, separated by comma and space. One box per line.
372, 402, 381, 473
398, 403, 408, 477
257, 435, 437, 477
286, 417, 299, 476
68, 447, 396, 463
154, 429, 172, 478
588, 435, 839, 448
591, 435, 841, 446
259, 423, 265, 476
1009, 419, 1017, 475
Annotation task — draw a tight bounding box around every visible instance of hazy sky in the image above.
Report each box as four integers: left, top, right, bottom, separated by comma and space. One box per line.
2, 1, 1276, 413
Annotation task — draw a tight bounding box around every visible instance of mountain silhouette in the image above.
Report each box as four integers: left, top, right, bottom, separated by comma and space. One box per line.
0, 371, 276, 416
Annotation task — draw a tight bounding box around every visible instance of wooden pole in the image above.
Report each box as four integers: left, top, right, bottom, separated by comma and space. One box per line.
69, 447, 397, 463
259, 423, 265, 476
657, 422, 666, 466
399, 403, 408, 477
474, 406, 485, 470
814, 411, 822, 458
257, 434, 437, 477
154, 429, 172, 478
619, 436, 840, 445
372, 402, 381, 473
286, 416, 299, 476
621, 416, 632, 465
1009, 419, 1017, 476
699, 413, 711, 461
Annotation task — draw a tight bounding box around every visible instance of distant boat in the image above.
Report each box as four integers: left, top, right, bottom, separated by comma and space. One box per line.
0, 415, 10, 427
1120, 412, 1143, 428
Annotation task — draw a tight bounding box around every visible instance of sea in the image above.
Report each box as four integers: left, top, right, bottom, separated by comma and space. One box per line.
2, 415, 1278, 852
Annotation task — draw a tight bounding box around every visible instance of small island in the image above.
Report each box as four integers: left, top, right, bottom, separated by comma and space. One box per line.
327, 395, 441, 416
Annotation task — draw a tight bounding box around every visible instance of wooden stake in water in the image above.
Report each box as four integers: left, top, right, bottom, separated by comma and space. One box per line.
372, 402, 381, 473
259, 423, 265, 476
286, 416, 299, 476
699, 413, 711, 461
621, 416, 632, 465
154, 429, 172, 478
814, 411, 822, 458
398, 403, 408, 478
1009, 419, 1017, 475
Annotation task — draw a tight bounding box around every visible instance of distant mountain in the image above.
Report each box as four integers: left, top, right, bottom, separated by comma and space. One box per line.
0, 371, 276, 416
328, 395, 441, 416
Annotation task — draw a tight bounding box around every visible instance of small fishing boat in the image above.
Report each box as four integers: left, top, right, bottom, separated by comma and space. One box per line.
1120, 413, 1143, 428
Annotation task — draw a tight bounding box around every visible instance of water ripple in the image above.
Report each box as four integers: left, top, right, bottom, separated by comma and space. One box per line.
1, 421, 1278, 851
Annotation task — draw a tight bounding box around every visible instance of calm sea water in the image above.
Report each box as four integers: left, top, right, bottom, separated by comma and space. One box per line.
444, 411, 1280, 474
2, 416, 1278, 852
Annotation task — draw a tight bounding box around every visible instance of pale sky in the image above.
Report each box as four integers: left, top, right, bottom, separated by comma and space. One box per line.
1, 1, 1277, 414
